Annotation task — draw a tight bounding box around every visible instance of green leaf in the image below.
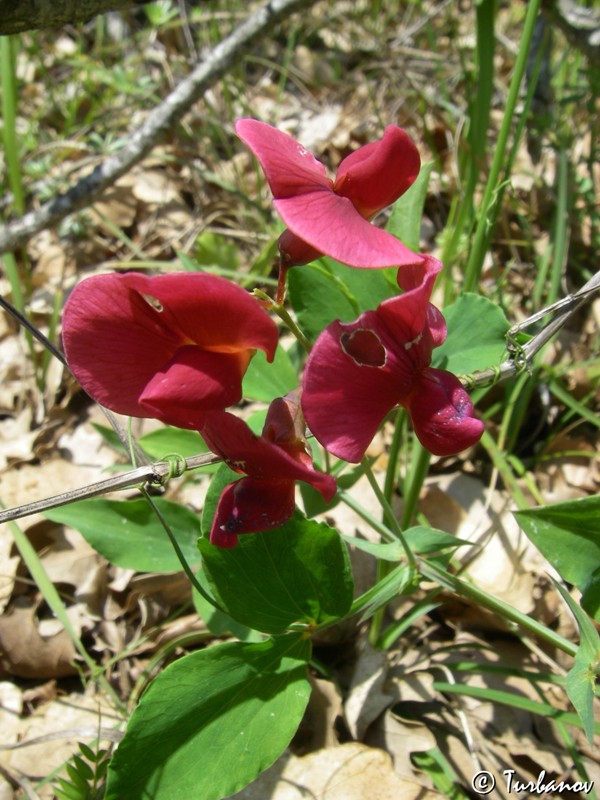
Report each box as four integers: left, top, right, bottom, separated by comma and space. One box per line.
106, 635, 311, 800
138, 426, 209, 460
242, 343, 297, 403
199, 503, 353, 633
193, 569, 261, 642
287, 258, 396, 342
432, 293, 509, 374
515, 496, 600, 620
53, 780, 82, 800
405, 526, 473, 554
411, 748, 469, 800
385, 161, 434, 251
552, 580, 600, 744
44, 498, 201, 572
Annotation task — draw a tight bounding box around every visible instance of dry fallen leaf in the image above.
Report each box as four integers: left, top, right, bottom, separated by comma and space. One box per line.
232, 742, 443, 800
344, 639, 394, 740
0, 597, 78, 679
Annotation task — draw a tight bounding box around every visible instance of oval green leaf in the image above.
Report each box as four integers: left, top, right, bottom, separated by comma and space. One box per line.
106, 634, 311, 800
199, 480, 353, 633
44, 497, 201, 572
432, 293, 509, 374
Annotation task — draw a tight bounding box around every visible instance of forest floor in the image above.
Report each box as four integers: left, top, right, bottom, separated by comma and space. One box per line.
0, 1, 598, 798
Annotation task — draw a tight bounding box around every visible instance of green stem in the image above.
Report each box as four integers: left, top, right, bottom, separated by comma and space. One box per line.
361, 458, 416, 570
441, 0, 496, 294
421, 559, 576, 657
338, 490, 397, 543
383, 409, 404, 505
462, 0, 542, 292
138, 487, 224, 612
253, 289, 312, 352
1, 36, 25, 215
400, 442, 430, 530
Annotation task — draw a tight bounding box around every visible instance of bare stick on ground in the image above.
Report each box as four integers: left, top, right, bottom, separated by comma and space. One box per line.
0, 0, 318, 255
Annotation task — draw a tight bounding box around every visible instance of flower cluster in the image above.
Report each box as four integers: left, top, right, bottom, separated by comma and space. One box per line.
62, 118, 484, 548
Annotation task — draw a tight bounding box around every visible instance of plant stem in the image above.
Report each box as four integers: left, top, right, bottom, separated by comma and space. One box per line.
139, 487, 225, 613
400, 442, 430, 530
361, 458, 416, 570
421, 560, 577, 657
254, 288, 312, 352
338, 490, 397, 543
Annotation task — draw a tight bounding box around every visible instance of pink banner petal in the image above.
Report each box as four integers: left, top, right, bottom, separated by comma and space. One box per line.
235, 118, 330, 198
121, 272, 278, 360
62, 271, 278, 422
379, 255, 443, 347
275, 192, 422, 268
62, 273, 182, 417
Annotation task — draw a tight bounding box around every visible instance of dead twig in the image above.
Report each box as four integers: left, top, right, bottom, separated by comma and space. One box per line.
0, 0, 318, 255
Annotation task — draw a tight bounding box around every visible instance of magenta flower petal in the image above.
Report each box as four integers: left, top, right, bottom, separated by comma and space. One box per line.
62, 273, 181, 417
201, 410, 335, 500
274, 191, 422, 268
202, 401, 336, 547
334, 125, 421, 217
407, 369, 484, 456
62, 272, 278, 424
119, 272, 278, 357
379, 255, 443, 344
302, 318, 406, 462
139, 346, 250, 429
209, 477, 296, 548
234, 118, 330, 198
236, 118, 423, 270
302, 256, 483, 462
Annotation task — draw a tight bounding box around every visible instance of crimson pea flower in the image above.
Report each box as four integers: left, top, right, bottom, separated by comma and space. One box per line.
201, 391, 336, 548
235, 118, 423, 272
62, 272, 278, 430
301, 256, 484, 462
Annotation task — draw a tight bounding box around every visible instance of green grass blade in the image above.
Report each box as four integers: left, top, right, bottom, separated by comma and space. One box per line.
432, 681, 599, 734
1, 35, 25, 215
463, 0, 542, 291
3, 511, 126, 713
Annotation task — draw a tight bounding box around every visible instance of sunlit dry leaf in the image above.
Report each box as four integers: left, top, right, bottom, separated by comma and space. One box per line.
39, 527, 106, 616
365, 711, 437, 780
0, 688, 120, 795
344, 639, 394, 740
232, 742, 443, 800
420, 473, 550, 614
